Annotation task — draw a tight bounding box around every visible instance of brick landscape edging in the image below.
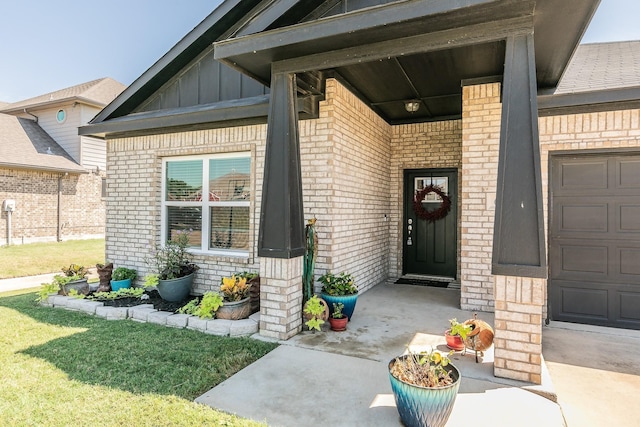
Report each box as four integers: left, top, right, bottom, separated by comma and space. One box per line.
42, 295, 259, 337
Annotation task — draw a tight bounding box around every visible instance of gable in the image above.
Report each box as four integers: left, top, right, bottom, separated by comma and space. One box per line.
135, 48, 268, 114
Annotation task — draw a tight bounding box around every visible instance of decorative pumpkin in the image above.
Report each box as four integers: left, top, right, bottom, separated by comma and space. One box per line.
463, 313, 494, 362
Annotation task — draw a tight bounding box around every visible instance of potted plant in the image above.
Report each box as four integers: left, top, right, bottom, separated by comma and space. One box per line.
110, 267, 137, 291
215, 274, 252, 320
389, 348, 461, 427
57, 264, 90, 296
147, 230, 198, 302
328, 302, 348, 331
319, 271, 358, 320
445, 318, 472, 351
303, 295, 328, 332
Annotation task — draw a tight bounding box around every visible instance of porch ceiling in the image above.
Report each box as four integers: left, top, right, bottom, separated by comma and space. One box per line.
215, 0, 600, 124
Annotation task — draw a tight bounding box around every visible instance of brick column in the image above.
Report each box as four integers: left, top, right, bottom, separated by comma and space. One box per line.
493, 275, 545, 384
259, 257, 303, 340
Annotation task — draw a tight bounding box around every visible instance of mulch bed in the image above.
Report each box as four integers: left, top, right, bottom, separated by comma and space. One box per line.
96, 290, 198, 313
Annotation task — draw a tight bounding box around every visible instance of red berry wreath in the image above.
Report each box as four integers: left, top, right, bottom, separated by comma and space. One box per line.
412, 185, 451, 222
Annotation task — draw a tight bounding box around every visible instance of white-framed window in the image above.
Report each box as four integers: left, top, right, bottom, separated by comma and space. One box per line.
161, 152, 251, 256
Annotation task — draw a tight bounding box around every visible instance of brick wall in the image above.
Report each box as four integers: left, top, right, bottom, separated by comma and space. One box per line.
390, 121, 462, 278
106, 129, 265, 292
460, 83, 502, 312
315, 79, 392, 293
0, 168, 104, 244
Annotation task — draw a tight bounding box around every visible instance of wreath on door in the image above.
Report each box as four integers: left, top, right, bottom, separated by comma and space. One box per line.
412, 185, 451, 222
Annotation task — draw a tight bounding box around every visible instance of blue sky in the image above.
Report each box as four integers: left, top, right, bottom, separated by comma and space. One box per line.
0, 0, 638, 103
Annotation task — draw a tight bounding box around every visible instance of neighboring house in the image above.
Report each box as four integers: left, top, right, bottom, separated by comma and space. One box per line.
0, 78, 125, 244
80, 1, 640, 385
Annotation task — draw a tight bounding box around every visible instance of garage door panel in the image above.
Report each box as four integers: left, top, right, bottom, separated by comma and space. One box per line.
551, 281, 608, 320
618, 246, 640, 278
619, 204, 640, 232
619, 292, 640, 323
550, 240, 609, 280
557, 160, 608, 191
558, 203, 608, 233
618, 159, 640, 188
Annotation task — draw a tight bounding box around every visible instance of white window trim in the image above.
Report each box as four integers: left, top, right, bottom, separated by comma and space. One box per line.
161, 152, 251, 257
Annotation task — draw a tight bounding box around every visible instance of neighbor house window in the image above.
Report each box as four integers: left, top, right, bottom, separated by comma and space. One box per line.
56, 109, 66, 123
162, 153, 251, 255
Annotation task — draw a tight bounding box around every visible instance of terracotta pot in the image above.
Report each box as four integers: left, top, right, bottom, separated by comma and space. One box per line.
444, 330, 465, 351
329, 316, 348, 331
217, 297, 251, 320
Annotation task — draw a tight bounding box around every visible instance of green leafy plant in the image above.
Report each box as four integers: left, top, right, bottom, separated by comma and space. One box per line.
303, 295, 326, 331
331, 302, 345, 319
198, 292, 224, 318
448, 318, 472, 339
147, 231, 198, 280
111, 267, 137, 282
90, 287, 146, 301
319, 272, 357, 296
236, 271, 258, 281
177, 299, 200, 316
143, 274, 159, 288
177, 292, 224, 318
36, 282, 59, 302
390, 348, 455, 388
68, 289, 85, 299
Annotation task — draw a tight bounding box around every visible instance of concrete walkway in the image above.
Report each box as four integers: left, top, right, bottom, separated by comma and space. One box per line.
0, 272, 57, 292
197, 283, 567, 426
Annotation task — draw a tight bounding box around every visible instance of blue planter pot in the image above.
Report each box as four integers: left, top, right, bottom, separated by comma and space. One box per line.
156, 273, 194, 302
388, 356, 461, 427
321, 292, 358, 320
110, 279, 132, 292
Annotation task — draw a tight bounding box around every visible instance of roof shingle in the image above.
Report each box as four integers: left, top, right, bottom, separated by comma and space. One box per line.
0, 114, 86, 173
0, 77, 125, 113
557, 41, 640, 93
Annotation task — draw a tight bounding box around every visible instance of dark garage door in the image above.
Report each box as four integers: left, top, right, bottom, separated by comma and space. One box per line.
550, 152, 640, 330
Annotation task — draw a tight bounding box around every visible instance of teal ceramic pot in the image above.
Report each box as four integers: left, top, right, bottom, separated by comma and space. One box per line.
156, 273, 194, 302
110, 279, 131, 292
388, 356, 461, 427
321, 292, 358, 320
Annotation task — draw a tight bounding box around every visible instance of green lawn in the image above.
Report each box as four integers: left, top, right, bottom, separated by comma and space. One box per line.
0, 239, 105, 279
0, 289, 277, 426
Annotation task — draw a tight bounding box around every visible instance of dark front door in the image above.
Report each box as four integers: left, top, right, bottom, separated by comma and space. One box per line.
403, 168, 457, 278
549, 153, 640, 330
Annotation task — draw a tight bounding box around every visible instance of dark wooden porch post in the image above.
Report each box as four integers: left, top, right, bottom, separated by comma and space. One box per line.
258, 71, 305, 258
492, 33, 546, 278
257, 71, 305, 339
